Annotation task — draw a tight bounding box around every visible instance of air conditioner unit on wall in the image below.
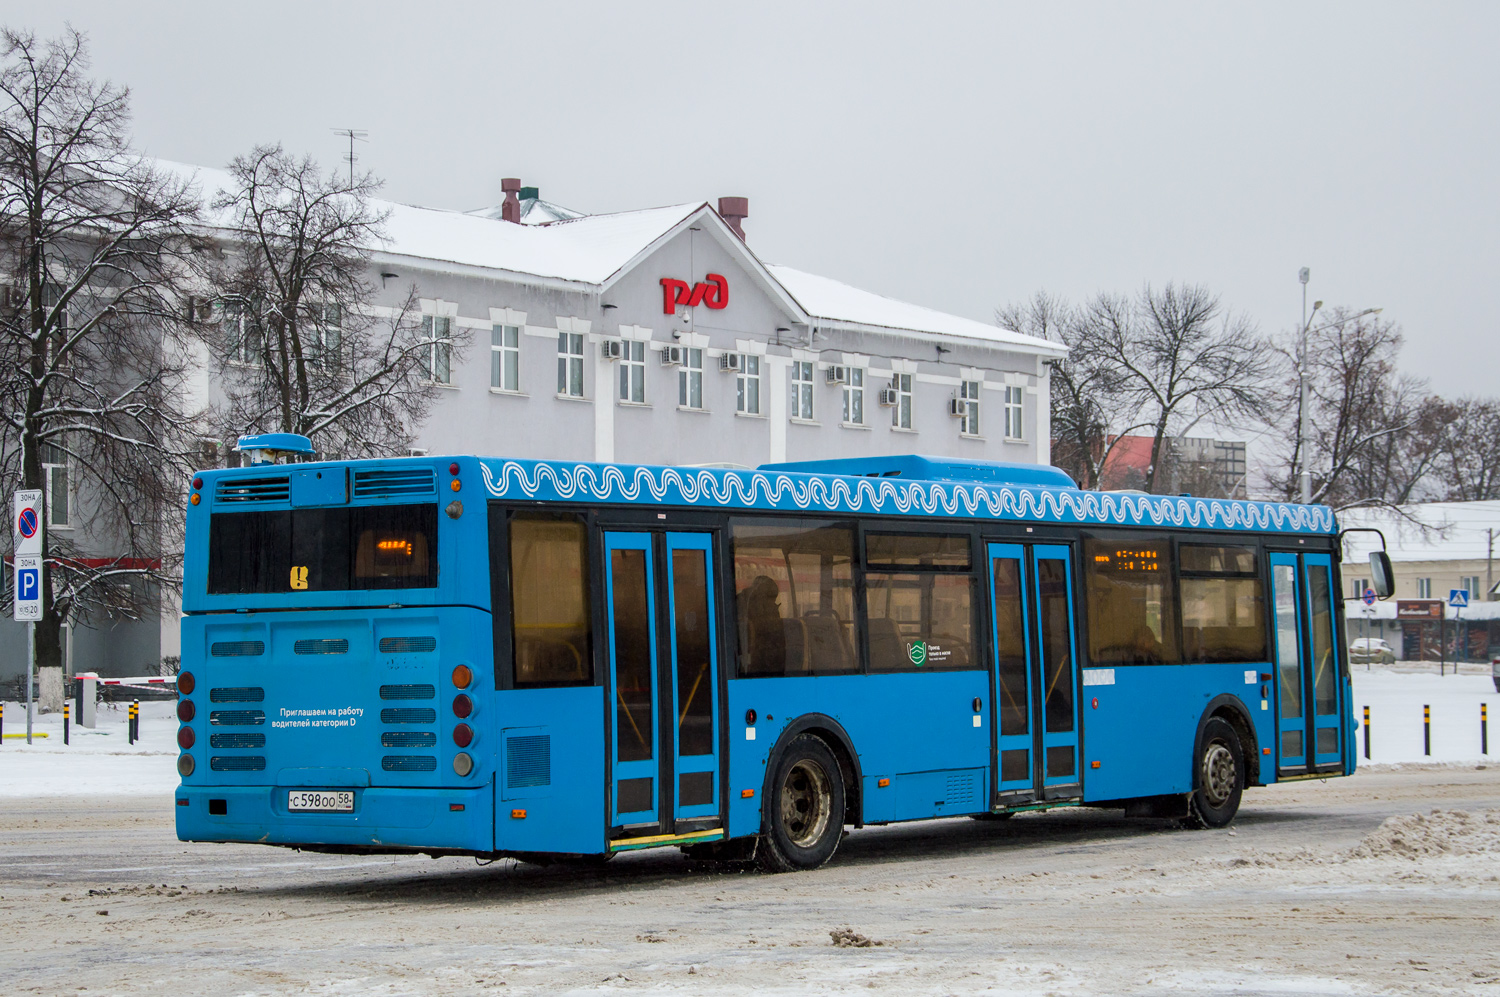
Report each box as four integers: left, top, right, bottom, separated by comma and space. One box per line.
948, 397, 965, 417
600, 339, 623, 361
660, 345, 684, 366
877, 387, 899, 407
718, 352, 744, 373
825, 365, 848, 385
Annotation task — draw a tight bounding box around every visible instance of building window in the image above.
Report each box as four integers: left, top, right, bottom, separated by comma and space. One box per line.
557, 332, 584, 397
1351, 578, 1369, 599
307, 302, 340, 365
791, 361, 814, 420
222, 299, 262, 366
42, 441, 69, 528
1462, 576, 1480, 599
959, 380, 981, 436
678, 347, 703, 409
842, 367, 865, 425
737, 355, 761, 414
491, 324, 519, 392
1004, 385, 1024, 439
891, 373, 912, 430
421, 315, 452, 384
1417, 577, 1431, 599
616, 340, 646, 403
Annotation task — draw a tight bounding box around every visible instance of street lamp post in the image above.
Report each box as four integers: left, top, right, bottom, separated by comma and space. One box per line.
1295, 268, 1381, 505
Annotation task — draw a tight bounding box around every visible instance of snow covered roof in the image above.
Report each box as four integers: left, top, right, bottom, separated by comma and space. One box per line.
466, 195, 586, 225
161, 158, 1060, 350
766, 264, 1064, 354
1345, 599, 1500, 621
1339, 500, 1500, 563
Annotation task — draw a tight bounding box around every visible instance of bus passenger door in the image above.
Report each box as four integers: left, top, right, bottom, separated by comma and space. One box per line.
1270, 551, 1346, 775
987, 543, 1082, 806
664, 533, 720, 824
604, 533, 661, 828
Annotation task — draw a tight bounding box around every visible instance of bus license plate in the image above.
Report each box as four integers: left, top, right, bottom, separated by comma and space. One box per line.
287, 790, 354, 812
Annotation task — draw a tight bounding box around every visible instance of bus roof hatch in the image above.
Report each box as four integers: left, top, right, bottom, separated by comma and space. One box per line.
758, 455, 1077, 490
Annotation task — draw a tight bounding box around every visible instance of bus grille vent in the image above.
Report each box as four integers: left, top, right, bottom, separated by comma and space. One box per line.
506, 735, 551, 789
381, 731, 437, 748
210, 641, 265, 657
294, 638, 349, 655
210, 732, 266, 749
382, 755, 437, 772
945, 772, 978, 809
379, 636, 437, 653
210, 755, 266, 771
210, 709, 266, 726
380, 707, 436, 725
214, 475, 290, 504
380, 684, 435, 700
210, 687, 265, 703
353, 468, 436, 498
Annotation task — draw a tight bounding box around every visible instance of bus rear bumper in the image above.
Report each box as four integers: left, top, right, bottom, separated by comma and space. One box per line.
174, 784, 494, 854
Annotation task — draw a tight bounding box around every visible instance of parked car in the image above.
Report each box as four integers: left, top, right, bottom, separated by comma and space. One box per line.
1349, 638, 1396, 665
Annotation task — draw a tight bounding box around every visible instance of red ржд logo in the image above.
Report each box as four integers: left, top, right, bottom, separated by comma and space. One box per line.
661, 274, 728, 314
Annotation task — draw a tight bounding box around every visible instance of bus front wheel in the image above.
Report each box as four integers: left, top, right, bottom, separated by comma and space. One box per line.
1184, 717, 1244, 829
758, 734, 845, 872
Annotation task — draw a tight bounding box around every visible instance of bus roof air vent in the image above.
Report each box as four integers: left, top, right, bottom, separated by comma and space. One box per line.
353, 467, 437, 499
757, 455, 1078, 490
214, 475, 291, 504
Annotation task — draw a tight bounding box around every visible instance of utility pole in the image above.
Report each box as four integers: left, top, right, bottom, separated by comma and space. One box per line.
1488, 527, 1494, 602
331, 128, 368, 185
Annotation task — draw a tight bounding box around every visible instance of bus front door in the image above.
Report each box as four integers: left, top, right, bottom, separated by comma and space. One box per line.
603, 531, 722, 837
987, 543, 1083, 807
1270, 551, 1346, 775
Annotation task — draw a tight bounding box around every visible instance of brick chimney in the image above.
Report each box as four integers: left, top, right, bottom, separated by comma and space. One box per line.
718, 196, 749, 240
500, 178, 522, 224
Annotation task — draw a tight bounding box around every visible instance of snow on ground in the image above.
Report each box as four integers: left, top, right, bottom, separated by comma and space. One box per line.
0, 664, 1494, 797
0, 697, 178, 796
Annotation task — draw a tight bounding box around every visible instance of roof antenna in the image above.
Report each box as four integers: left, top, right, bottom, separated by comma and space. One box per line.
331, 128, 368, 184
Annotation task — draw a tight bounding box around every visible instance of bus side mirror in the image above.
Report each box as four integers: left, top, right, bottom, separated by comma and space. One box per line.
1369, 551, 1395, 599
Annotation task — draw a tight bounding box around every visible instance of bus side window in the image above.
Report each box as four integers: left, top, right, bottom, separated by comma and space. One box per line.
509, 515, 592, 686
731, 521, 857, 677
1083, 538, 1180, 666
1179, 545, 1267, 664
864, 533, 975, 672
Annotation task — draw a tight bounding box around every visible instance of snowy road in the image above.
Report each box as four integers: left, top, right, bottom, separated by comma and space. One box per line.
1, 767, 1498, 996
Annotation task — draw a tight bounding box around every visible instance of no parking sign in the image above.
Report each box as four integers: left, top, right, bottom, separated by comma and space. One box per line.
13, 489, 42, 621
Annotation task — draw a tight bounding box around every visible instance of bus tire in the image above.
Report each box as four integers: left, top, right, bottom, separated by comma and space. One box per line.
758, 734, 845, 873
1183, 717, 1244, 829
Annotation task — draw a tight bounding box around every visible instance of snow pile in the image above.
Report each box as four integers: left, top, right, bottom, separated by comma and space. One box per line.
1346, 808, 1500, 862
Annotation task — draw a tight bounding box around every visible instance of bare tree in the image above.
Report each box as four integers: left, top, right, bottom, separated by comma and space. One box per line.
0, 26, 201, 680
1076, 284, 1273, 494
1434, 398, 1500, 501
998, 291, 1141, 488
1265, 310, 1442, 508
204, 144, 461, 458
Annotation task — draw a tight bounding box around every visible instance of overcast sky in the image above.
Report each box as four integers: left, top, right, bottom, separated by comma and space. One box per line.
8, 1, 1495, 397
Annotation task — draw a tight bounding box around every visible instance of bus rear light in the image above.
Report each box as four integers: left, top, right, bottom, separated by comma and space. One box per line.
453, 723, 473, 748
452, 694, 472, 719
190, 493, 200, 505
453, 752, 473, 776
177, 753, 195, 777
178, 672, 195, 695
192, 477, 203, 490
177, 699, 195, 722
177, 727, 195, 749
451, 664, 472, 689
449, 463, 460, 475
450, 479, 461, 492
450, 803, 465, 811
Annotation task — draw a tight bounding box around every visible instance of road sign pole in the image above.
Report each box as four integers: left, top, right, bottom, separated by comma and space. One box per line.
25, 621, 33, 744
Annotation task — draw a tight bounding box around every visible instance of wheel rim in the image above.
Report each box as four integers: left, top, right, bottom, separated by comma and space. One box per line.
1201, 740, 1236, 807
779, 758, 831, 847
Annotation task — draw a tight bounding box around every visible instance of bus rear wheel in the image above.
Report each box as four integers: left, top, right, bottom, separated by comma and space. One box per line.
1184, 717, 1243, 829
758, 734, 845, 872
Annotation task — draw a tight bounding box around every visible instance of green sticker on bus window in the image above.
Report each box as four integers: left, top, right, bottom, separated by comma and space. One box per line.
907, 639, 927, 667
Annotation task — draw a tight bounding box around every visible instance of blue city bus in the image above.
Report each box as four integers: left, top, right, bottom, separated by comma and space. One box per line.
174, 440, 1387, 871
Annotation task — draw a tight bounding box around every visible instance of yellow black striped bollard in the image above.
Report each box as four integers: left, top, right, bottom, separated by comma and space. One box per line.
1423, 704, 1431, 757
63, 699, 69, 745
1362, 705, 1370, 760
1483, 703, 1489, 756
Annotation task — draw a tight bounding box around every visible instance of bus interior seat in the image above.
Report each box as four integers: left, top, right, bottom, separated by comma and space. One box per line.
803, 611, 851, 671
782, 618, 809, 673
867, 616, 904, 671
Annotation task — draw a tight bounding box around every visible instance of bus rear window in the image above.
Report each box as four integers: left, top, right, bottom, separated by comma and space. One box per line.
208, 504, 438, 594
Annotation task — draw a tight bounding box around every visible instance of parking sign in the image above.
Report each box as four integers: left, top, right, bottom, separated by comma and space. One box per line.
13, 489, 42, 621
